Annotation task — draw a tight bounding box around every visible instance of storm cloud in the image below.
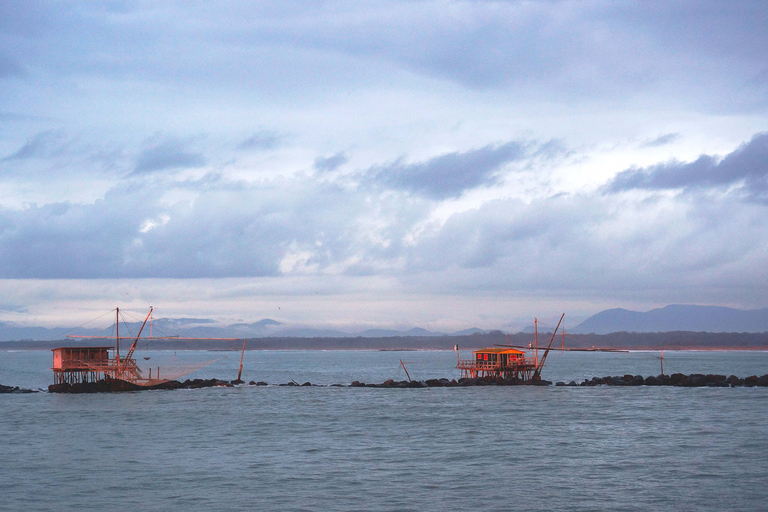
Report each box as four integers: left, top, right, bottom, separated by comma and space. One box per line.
366, 141, 524, 199
605, 132, 768, 196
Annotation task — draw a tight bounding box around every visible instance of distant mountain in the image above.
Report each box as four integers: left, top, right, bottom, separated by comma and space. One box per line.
572, 305, 768, 334
451, 327, 487, 336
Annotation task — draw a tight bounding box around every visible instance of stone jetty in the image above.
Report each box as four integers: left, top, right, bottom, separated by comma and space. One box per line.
1, 383, 38, 393
555, 373, 768, 387
22, 372, 768, 393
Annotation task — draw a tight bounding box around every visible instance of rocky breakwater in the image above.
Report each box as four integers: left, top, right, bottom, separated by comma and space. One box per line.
556, 373, 768, 387
1, 383, 38, 393
350, 376, 552, 388
48, 378, 235, 393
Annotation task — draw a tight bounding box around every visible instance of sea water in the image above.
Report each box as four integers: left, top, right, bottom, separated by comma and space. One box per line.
1, 349, 767, 511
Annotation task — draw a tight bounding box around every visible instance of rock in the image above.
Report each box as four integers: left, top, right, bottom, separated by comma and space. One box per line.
645, 376, 661, 386
670, 373, 688, 386
555, 381, 565, 386
425, 379, 444, 387
686, 374, 708, 387
301, 382, 312, 387
630, 375, 644, 386
726, 375, 743, 386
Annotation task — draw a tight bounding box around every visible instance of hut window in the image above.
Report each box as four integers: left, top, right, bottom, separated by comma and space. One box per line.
483, 354, 488, 361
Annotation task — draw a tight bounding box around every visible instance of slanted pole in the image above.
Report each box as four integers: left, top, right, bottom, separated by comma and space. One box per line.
400, 359, 412, 382
533, 313, 565, 381
237, 339, 246, 382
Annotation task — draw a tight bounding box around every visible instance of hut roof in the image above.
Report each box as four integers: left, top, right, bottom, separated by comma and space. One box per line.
473, 347, 525, 355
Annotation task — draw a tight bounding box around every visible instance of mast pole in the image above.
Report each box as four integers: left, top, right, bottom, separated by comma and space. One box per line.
534, 318, 538, 366
116, 307, 120, 359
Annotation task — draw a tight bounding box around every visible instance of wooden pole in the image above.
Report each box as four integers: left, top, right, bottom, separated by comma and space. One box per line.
400, 359, 412, 382
237, 339, 246, 382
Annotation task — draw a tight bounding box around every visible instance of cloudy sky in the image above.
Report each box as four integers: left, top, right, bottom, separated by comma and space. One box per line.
1, 1, 767, 332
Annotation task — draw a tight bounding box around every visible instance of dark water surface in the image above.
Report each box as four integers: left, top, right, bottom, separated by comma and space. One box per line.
2, 350, 767, 511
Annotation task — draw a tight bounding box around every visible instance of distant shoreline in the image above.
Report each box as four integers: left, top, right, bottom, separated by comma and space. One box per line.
2, 330, 767, 351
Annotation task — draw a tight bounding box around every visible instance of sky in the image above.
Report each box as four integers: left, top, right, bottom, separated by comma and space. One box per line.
1, 1, 767, 333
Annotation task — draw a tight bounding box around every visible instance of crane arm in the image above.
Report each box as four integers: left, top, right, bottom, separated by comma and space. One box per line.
533, 313, 565, 380
121, 307, 153, 373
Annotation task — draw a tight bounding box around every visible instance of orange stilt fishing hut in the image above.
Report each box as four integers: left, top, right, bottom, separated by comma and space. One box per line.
51, 346, 129, 385
456, 313, 565, 382
456, 347, 537, 380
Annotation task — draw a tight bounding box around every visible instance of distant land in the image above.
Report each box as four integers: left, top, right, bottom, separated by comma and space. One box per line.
2, 304, 768, 348
2, 330, 768, 351
571, 305, 768, 334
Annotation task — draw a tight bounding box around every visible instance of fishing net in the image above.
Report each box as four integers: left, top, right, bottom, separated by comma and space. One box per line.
132, 357, 219, 386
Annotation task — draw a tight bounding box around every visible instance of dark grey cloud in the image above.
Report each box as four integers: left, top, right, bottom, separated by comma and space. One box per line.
640, 133, 680, 148
236, 131, 280, 151
0, 1, 765, 120
366, 141, 524, 199
133, 140, 205, 174
3, 130, 66, 160
606, 132, 768, 195
314, 152, 347, 172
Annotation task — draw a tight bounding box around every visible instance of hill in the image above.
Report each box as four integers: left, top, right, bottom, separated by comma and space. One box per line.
572, 305, 768, 334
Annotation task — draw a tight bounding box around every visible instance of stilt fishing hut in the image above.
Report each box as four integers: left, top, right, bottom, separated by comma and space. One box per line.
51, 306, 244, 388
51, 346, 123, 385
456, 314, 565, 382
456, 347, 537, 380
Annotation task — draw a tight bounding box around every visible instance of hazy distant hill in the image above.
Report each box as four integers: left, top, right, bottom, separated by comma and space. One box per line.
0, 315, 483, 342
573, 305, 768, 334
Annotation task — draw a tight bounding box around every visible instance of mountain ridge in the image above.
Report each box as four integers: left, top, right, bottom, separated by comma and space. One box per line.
572, 305, 768, 334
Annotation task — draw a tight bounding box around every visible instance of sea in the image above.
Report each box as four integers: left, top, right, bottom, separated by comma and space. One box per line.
1, 348, 767, 512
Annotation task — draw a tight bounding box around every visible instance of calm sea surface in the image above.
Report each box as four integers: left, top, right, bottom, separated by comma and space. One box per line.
2, 349, 767, 511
